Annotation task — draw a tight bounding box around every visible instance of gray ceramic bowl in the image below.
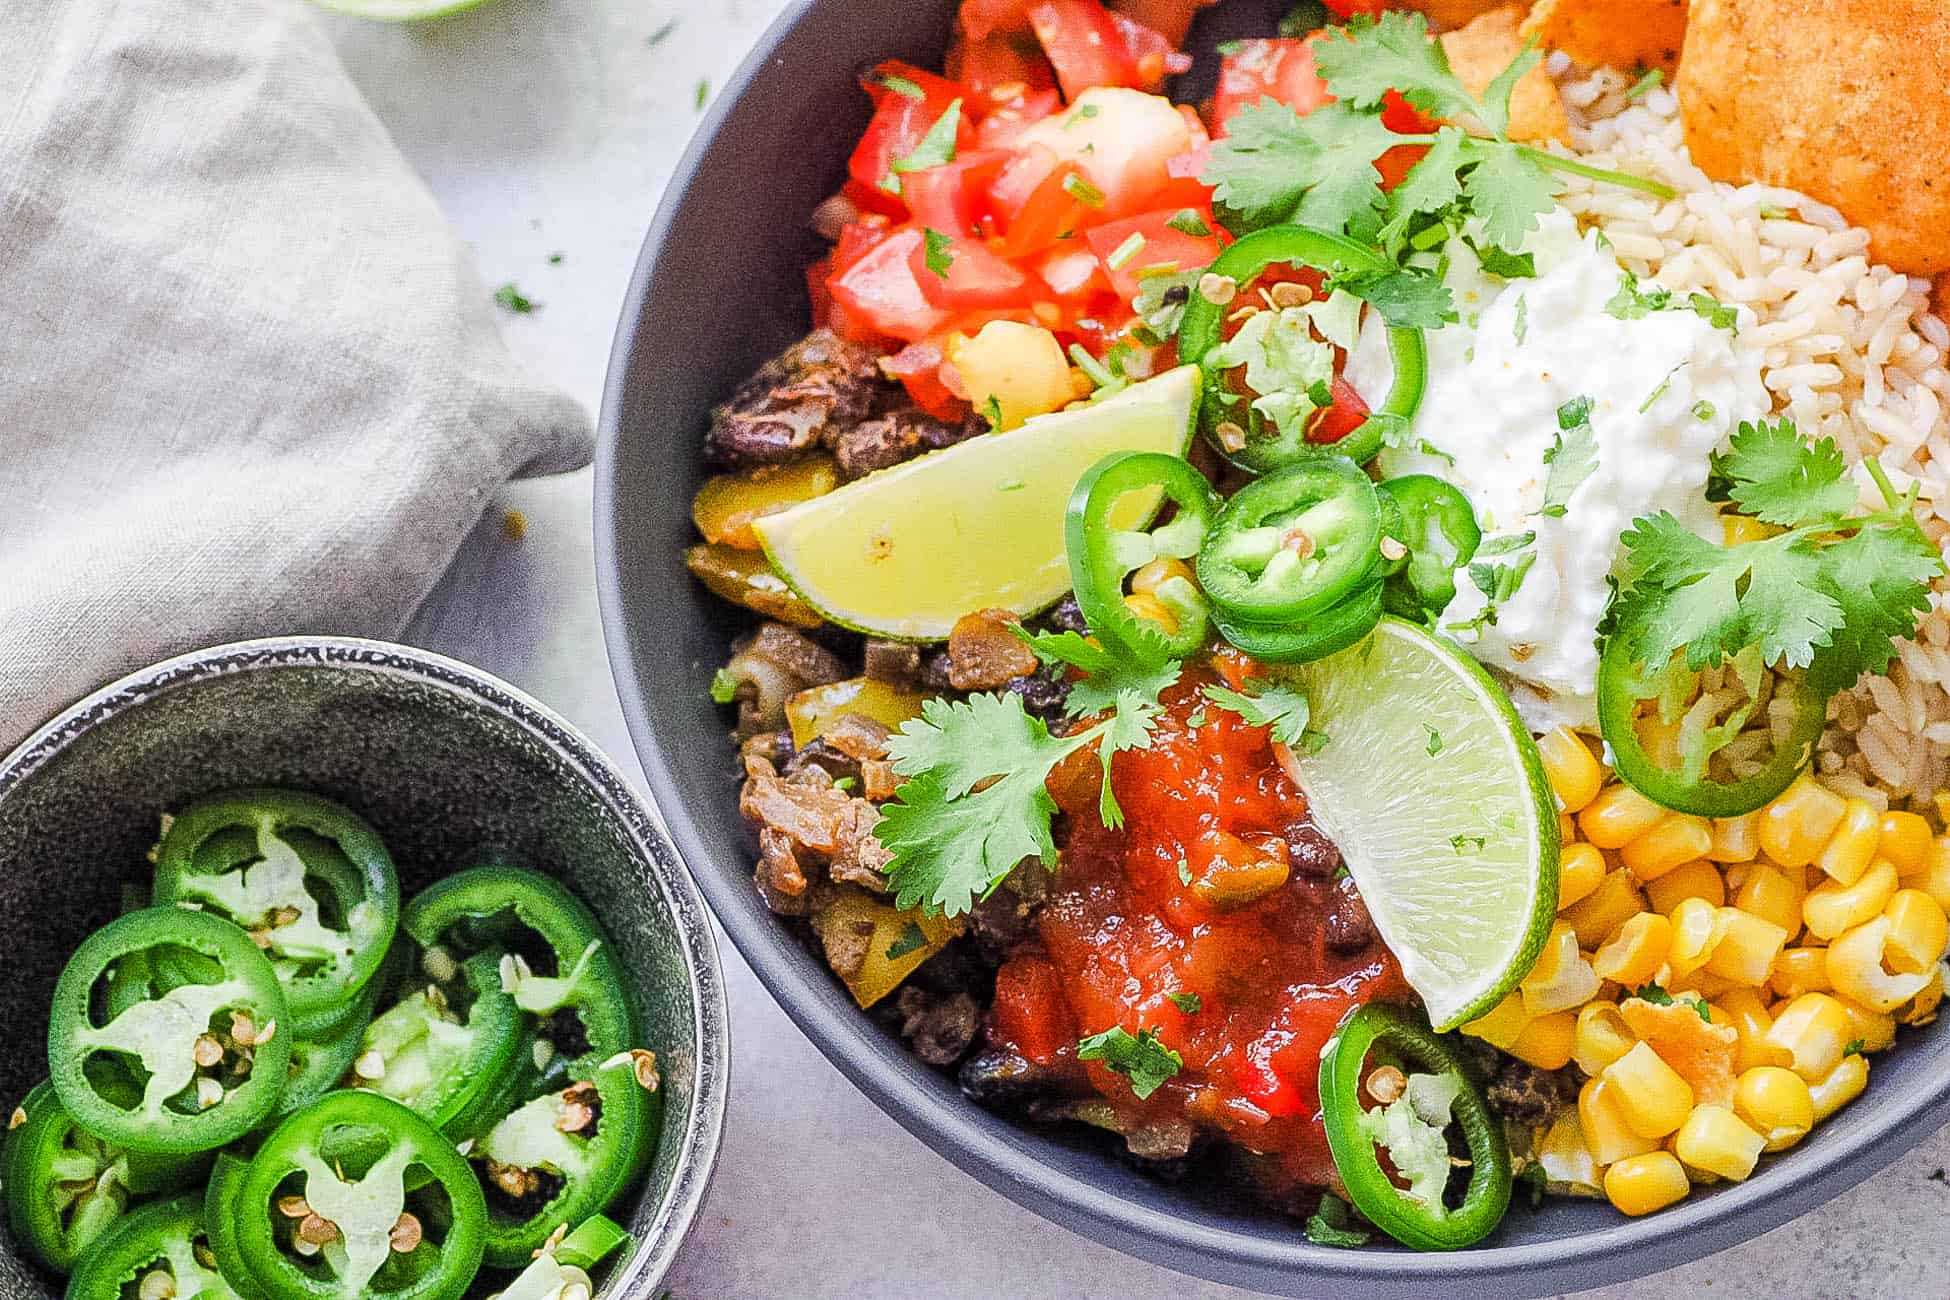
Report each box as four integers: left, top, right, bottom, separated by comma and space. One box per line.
0, 636, 727, 1299
593, 2, 1950, 1294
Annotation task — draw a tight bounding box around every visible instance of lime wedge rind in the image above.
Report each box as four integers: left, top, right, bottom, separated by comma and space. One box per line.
754, 366, 1199, 641
1284, 617, 1559, 1031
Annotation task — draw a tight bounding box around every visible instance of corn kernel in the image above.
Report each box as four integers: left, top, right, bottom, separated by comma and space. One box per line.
1908, 837, 1950, 913
1539, 727, 1604, 814
1128, 557, 1195, 596
1463, 990, 1532, 1052
1666, 897, 1725, 980
1647, 860, 1727, 915
1814, 799, 1883, 886
1672, 969, 1738, 1000
1882, 889, 1950, 975
1673, 1103, 1766, 1181
1762, 992, 1852, 1080
1594, 912, 1672, 988
1605, 1151, 1691, 1216
1833, 995, 1896, 1054
1803, 859, 1899, 941
1826, 917, 1935, 1013
1721, 514, 1780, 546
1623, 818, 1714, 885
1122, 592, 1179, 636
1604, 1041, 1695, 1138
1582, 784, 1669, 850
1509, 1010, 1577, 1071
1558, 842, 1607, 912
1759, 776, 1848, 870
1536, 1112, 1603, 1196
1707, 813, 1761, 864
1522, 921, 1600, 1017
1561, 810, 1578, 846
1564, 870, 1650, 950
1899, 975, 1944, 1027
1704, 908, 1790, 987
1732, 864, 1805, 938
1573, 1002, 1638, 1076
1579, 1076, 1660, 1165
1712, 988, 1784, 1072
1769, 947, 1832, 1001
1733, 1066, 1814, 1153
1878, 812, 1934, 876
1807, 1053, 1869, 1123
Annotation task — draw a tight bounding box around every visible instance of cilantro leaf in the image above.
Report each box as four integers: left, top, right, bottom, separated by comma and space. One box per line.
1134, 266, 1202, 342
884, 921, 928, 960
708, 667, 740, 704
922, 228, 955, 279
1329, 264, 1455, 329
1076, 1026, 1182, 1100
1812, 519, 1942, 690
1201, 682, 1313, 746
876, 764, 1060, 917
883, 98, 961, 193
1605, 268, 1672, 320
1714, 418, 1857, 525
1380, 126, 1466, 240
1304, 1192, 1372, 1248
1166, 991, 1202, 1014
1479, 39, 1543, 139
1541, 401, 1598, 517
1202, 100, 1398, 235
1311, 12, 1479, 126
1165, 208, 1211, 237
1466, 235, 1535, 279
1633, 984, 1674, 1006
1460, 144, 1561, 251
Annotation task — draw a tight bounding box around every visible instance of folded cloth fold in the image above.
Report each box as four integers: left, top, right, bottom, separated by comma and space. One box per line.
0, 0, 592, 749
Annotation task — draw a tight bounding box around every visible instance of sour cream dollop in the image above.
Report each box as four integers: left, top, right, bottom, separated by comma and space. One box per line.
1346, 210, 1769, 727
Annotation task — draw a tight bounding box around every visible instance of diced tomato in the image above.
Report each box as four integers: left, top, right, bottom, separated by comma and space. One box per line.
830, 217, 893, 278
1323, 0, 1386, 16
910, 232, 1033, 310
987, 146, 1087, 258
805, 254, 834, 327
959, 0, 1036, 40
973, 88, 1063, 150
881, 340, 968, 420
1084, 207, 1221, 301
948, 28, 1057, 103
827, 226, 954, 343
1234, 1037, 1308, 1119
1210, 37, 1330, 133
1034, 243, 1107, 300
1148, 143, 1217, 213
1026, 0, 1139, 101
990, 955, 1078, 1067
1311, 376, 1372, 445
1107, 0, 1215, 47
848, 62, 972, 206
900, 151, 1009, 238
1107, 10, 1193, 91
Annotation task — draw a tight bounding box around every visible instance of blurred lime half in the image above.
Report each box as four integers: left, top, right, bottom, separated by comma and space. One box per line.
1278, 617, 1559, 1030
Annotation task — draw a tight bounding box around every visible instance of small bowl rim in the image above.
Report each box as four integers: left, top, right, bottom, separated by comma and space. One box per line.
0, 634, 730, 1299
593, 4, 1950, 1294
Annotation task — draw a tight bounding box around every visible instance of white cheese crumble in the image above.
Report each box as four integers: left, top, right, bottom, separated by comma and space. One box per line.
1347, 210, 1770, 726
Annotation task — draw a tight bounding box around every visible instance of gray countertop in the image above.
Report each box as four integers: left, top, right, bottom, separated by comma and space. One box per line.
321, 1, 1950, 1293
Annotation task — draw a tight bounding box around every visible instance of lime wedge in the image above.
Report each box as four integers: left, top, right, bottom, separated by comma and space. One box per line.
305, 0, 491, 20
754, 366, 1199, 640
1279, 617, 1559, 1030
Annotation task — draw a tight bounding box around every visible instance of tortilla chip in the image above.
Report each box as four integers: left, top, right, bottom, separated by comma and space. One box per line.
1619, 996, 1738, 1106
1678, 0, 1950, 275
1398, 0, 1516, 30
1440, 6, 1570, 145
1521, 0, 1688, 74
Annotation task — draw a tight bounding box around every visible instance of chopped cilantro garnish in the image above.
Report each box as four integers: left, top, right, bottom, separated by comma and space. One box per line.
886, 99, 962, 194
1625, 67, 1664, 101
1467, 236, 1536, 279
1512, 293, 1529, 344
1063, 103, 1100, 128
1639, 365, 1681, 414
1201, 682, 1314, 746
1423, 724, 1444, 756
880, 73, 926, 101
1613, 425, 1936, 692
647, 18, 679, 45
1304, 1192, 1372, 1248
1693, 400, 1717, 422
546, 251, 564, 266
884, 921, 927, 960
708, 668, 739, 704
923, 228, 955, 279
493, 282, 538, 314
1166, 991, 1202, 1015
1542, 397, 1599, 517
1450, 834, 1486, 854
1166, 208, 1211, 237
1844, 1038, 1866, 1058
1076, 1026, 1182, 1099
881, 631, 1181, 916
694, 78, 710, 110
1634, 984, 1674, 1005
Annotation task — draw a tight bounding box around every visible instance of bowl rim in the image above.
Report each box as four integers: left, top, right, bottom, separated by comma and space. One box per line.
591, 4, 1950, 1294
0, 634, 730, 1299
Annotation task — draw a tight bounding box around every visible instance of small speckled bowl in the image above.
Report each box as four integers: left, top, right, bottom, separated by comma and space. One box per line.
0, 636, 727, 1299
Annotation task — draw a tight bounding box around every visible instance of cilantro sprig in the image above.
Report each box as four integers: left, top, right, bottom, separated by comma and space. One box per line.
1611, 419, 1943, 693
1077, 1026, 1183, 1099
879, 629, 1179, 916
1204, 12, 1673, 260
1200, 681, 1315, 746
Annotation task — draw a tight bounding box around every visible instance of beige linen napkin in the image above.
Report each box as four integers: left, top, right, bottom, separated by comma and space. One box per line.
0, 0, 591, 748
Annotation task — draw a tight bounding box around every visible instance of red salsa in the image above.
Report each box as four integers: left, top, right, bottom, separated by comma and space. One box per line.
991, 661, 1408, 1189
